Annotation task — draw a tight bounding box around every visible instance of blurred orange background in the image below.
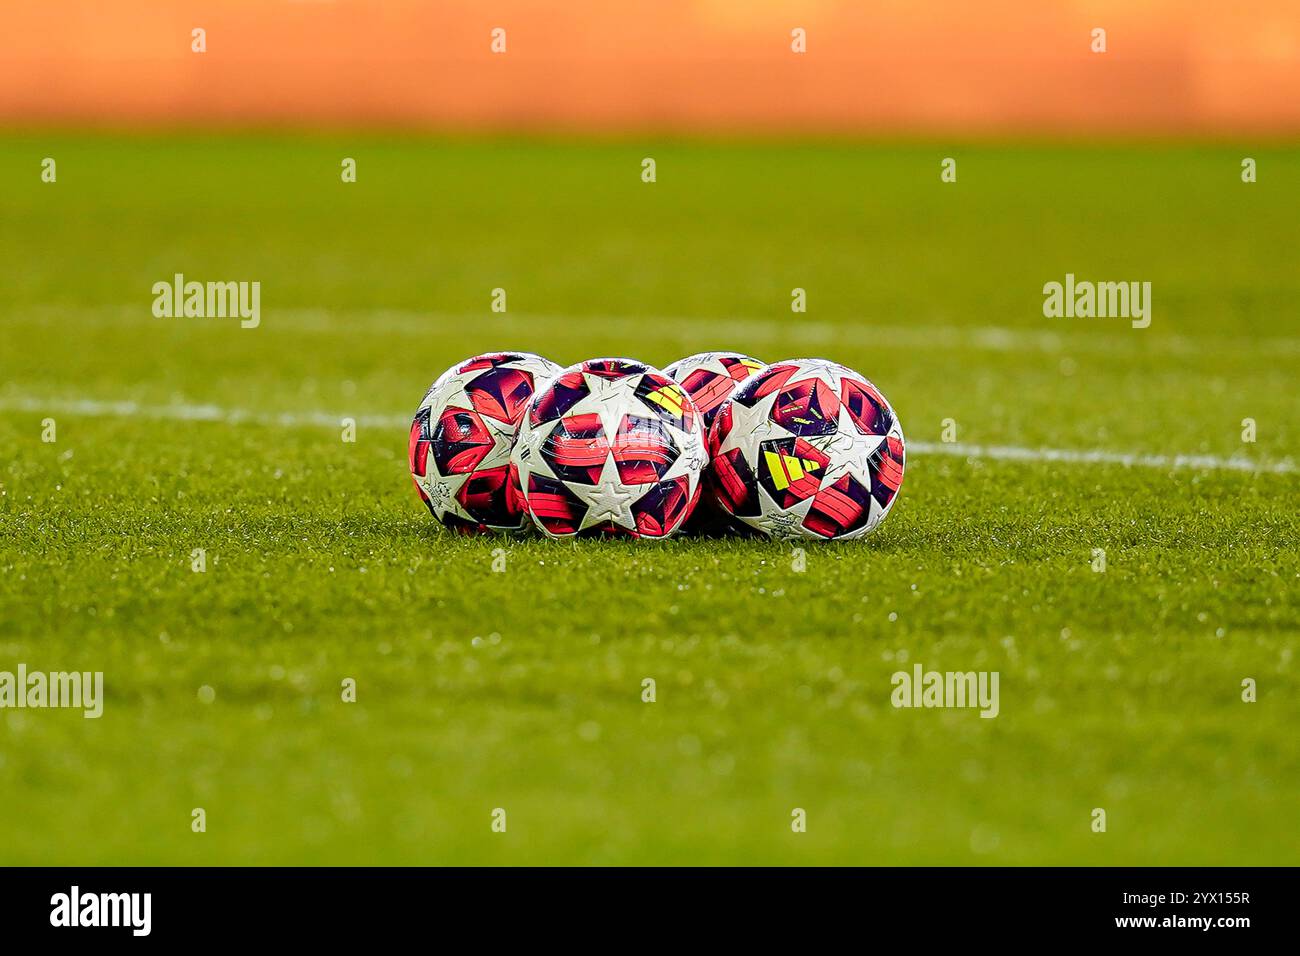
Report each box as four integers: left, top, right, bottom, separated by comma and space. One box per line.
3, 0, 1298, 135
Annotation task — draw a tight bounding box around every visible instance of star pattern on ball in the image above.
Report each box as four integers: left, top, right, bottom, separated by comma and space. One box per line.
806, 405, 887, 485
512, 364, 709, 537
573, 455, 642, 531
716, 389, 786, 460
751, 485, 814, 539
482, 412, 517, 459
575, 371, 636, 436
783, 358, 845, 391
425, 469, 472, 520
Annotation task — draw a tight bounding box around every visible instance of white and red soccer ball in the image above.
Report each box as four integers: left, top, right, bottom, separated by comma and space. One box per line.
662, 351, 766, 426
662, 351, 767, 532
707, 358, 905, 540
408, 351, 562, 533
510, 358, 708, 538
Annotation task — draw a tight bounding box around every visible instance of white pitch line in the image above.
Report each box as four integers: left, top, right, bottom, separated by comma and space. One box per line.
907, 441, 1294, 474
1, 395, 1293, 476
0, 396, 404, 431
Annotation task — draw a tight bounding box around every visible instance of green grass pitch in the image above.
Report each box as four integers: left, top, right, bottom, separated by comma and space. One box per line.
0, 135, 1296, 865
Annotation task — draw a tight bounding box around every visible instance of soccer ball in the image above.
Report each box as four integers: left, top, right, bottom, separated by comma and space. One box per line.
511, 358, 708, 538
662, 351, 766, 426
663, 350, 767, 534
707, 358, 905, 540
409, 351, 562, 533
